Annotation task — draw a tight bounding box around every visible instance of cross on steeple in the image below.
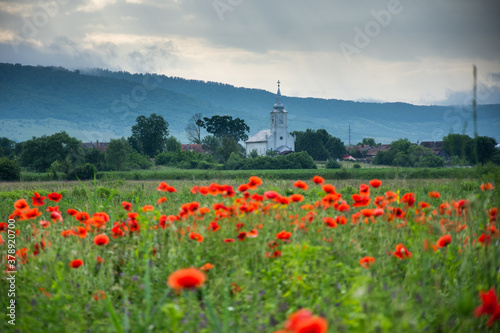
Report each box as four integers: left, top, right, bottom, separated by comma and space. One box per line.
277, 80, 280, 89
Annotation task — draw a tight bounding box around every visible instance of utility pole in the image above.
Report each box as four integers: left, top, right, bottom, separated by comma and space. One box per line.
473, 65, 479, 164
348, 125, 351, 148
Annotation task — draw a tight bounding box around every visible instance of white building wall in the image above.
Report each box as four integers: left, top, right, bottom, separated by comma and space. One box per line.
246, 142, 267, 156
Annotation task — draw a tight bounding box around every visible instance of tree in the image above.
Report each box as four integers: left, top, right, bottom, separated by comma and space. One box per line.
185, 113, 203, 144
0, 137, 16, 159
106, 138, 131, 171
129, 114, 169, 157
19, 131, 83, 172
198, 115, 250, 142
165, 136, 182, 152
293, 129, 346, 161
0, 157, 20, 181
216, 137, 240, 162
201, 135, 221, 155
474, 136, 497, 164
358, 138, 377, 146
442, 134, 473, 162
84, 148, 106, 171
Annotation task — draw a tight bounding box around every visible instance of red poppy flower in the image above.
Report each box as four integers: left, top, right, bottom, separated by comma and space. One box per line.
14, 199, 29, 211
157, 182, 176, 192
142, 205, 154, 212
200, 263, 214, 271
69, 259, 83, 269
66, 208, 78, 216
31, 191, 46, 207
480, 183, 495, 191
323, 217, 337, 228
436, 235, 452, 248
359, 256, 376, 269
428, 191, 441, 198
478, 233, 492, 246
312, 176, 325, 185
223, 238, 235, 243
321, 184, 335, 194
401, 193, 416, 206
247, 229, 259, 238
276, 230, 292, 240
475, 287, 500, 327
359, 183, 370, 196
393, 244, 412, 259
265, 191, 280, 200
121, 201, 132, 211
248, 176, 263, 189
96, 256, 105, 264
189, 232, 204, 243
47, 192, 62, 202
293, 180, 308, 191
94, 234, 109, 246
237, 231, 247, 241
157, 197, 167, 204
23, 208, 42, 220
290, 194, 304, 202
94, 290, 106, 301
369, 179, 382, 188
167, 268, 206, 290
238, 184, 250, 192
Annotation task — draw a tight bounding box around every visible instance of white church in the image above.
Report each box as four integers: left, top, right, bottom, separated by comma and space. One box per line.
245, 81, 295, 156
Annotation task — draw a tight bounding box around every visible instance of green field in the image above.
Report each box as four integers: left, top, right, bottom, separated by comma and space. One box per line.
1, 171, 499, 332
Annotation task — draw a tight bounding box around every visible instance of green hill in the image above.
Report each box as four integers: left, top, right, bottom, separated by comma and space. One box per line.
1, 63, 499, 144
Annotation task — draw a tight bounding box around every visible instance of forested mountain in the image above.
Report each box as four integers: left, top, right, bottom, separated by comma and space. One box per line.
1, 63, 499, 144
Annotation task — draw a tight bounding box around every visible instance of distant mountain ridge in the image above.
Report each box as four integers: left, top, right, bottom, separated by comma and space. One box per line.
1, 63, 499, 144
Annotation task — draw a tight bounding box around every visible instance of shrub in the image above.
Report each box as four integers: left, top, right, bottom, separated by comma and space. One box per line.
353, 163, 362, 169
325, 160, 342, 169
66, 163, 96, 180
0, 157, 21, 181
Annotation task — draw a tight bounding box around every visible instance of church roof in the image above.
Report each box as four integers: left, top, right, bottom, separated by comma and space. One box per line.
246, 129, 271, 143
273, 80, 285, 111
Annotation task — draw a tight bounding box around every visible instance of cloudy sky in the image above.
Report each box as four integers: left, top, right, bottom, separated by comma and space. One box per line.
1, 0, 499, 105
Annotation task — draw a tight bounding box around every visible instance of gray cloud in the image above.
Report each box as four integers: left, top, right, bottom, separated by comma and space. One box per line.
0, 0, 499, 104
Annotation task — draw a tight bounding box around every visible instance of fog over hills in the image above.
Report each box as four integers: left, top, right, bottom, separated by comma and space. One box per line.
1, 63, 499, 145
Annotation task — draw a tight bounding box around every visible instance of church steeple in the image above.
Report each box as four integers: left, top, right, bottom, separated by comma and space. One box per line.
273, 80, 285, 110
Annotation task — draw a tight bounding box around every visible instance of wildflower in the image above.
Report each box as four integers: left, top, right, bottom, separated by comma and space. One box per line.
393, 244, 412, 259
167, 268, 206, 290
231, 283, 242, 294
265, 191, 280, 200
157, 182, 176, 192
223, 238, 235, 243
359, 183, 370, 196
276, 230, 292, 240
121, 201, 132, 211
248, 176, 263, 189
285, 309, 328, 333
76, 226, 87, 238
96, 256, 105, 264
312, 176, 325, 185
47, 192, 62, 202
322, 184, 336, 194
480, 183, 495, 191
157, 197, 167, 204
474, 287, 500, 327
69, 259, 83, 269
290, 194, 305, 202
478, 233, 492, 246
428, 191, 441, 198
246, 229, 259, 238
94, 234, 110, 246
369, 179, 382, 188
436, 235, 452, 248
14, 199, 29, 211
359, 256, 376, 269
23, 208, 42, 220
66, 208, 78, 216
401, 192, 416, 206
200, 263, 214, 271
189, 232, 204, 243
323, 217, 337, 228
237, 232, 247, 241
31, 191, 46, 207
94, 290, 106, 301
293, 180, 308, 191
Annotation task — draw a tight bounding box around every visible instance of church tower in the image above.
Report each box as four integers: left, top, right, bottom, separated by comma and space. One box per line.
269, 80, 293, 152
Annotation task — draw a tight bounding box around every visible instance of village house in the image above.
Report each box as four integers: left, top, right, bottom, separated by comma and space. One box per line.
81, 140, 109, 153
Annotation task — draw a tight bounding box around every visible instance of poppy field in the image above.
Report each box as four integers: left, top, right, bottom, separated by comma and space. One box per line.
1, 176, 499, 332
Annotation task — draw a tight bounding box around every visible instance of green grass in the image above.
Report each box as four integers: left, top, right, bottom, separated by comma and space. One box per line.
0, 174, 499, 332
